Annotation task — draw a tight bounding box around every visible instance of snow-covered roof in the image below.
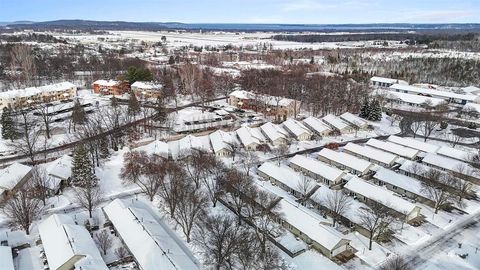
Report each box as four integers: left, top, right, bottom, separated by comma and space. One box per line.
136, 140, 169, 159
422, 153, 474, 174
370, 76, 408, 85
229, 90, 297, 107
385, 91, 445, 106
344, 176, 419, 215
282, 119, 312, 138
168, 135, 211, 159
0, 82, 76, 100
289, 155, 345, 182
463, 103, 480, 113
261, 95, 296, 107
462, 86, 480, 94
103, 199, 200, 270
0, 162, 32, 191
322, 114, 351, 131
390, 84, 478, 102
399, 159, 432, 176
209, 130, 236, 154
93, 79, 120, 87
258, 162, 315, 193
343, 143, 399, 166
260, 122, 288, 142
302, 116, 331, 134
387, 135, 439, 153
38, 214, 108, 270
0, 246, 14, 270
235, 126, 266, 147
131, 81, 162, 90
229, 90, 255, 99
366, 139, 420, 160
373, 167, 423, 196
278, 199, 349, 251
339, 112, 369, 128
317, 148, 372, 174
436, 146, 474, 162
46, 155, 72, 181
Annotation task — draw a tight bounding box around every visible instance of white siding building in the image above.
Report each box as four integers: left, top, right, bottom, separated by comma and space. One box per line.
103, 199, 200, 270
317, 148, 373, 176
282, 119, 313, 141
343, 176, 422, 223
289, 155, 346, 187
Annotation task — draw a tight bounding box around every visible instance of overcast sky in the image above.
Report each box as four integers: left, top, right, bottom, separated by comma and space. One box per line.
1, 0, 479, 24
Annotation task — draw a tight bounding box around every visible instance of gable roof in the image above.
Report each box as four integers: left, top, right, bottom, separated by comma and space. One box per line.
0, 162, 32, 191
103, 199, 200, 270
322, 114, 350, 131
279, 199, 349, 251
344, 176, 420, 215
38, 214, 108, 270
136, 140, 169, 158
388, 135, 439, 153
343, 143, 399, 166
283, 119, 312, 138
289, 155, 345, 182
302, 116, 331, 134
366, 139, 419, 160
317, 148, 372, 174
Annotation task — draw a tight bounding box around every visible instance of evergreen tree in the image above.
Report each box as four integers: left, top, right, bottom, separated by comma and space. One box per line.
368, 99, 383, 121
71, 145, 98, 187
154, 97, 167, 124
168, 56, 175, 65
1, 107, 16, 141
99, 137, 110, 159
127, 92, 141, 116
111, 96, 119, 108
71, 100, 87, 131
126, 67, 153, 85
359, 98, 370, 119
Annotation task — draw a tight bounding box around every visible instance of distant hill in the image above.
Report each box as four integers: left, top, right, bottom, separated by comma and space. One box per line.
5, 20, 480, 32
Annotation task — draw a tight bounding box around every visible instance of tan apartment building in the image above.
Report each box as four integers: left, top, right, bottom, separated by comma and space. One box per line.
0, 82, 77, 110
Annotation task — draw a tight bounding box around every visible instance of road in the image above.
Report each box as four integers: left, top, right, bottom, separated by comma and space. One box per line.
376, 210, 480, 269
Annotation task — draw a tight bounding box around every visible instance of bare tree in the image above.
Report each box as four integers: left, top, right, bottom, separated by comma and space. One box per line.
420, 113, 439, 142
358, 202, 394, 250
74, 178, 103, 218
3, 185, 44, 235
244, 190, 283, 255
95, 230, 113, 255
9, 44, 37, 84
183, 150, 213, 189
450, 164, 475, 207
238, 151, 259, 176
204, 160, 226, 207
34, 102, 54, 139
173, 185, 208, 243
9, 109, 40, 164
120, 151, 163, 201
157, 161, 188, 218
420, 169, 454, 214
273, 144, 289, 165
193, 214, 251, 270
30, 166, 51, 205
321, 190, 352, 227
379, 256, 412, 270
296, 176, 315, 204
221, 169, 258, 225
114, 247, 129, 259
445, 132, 464, 148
